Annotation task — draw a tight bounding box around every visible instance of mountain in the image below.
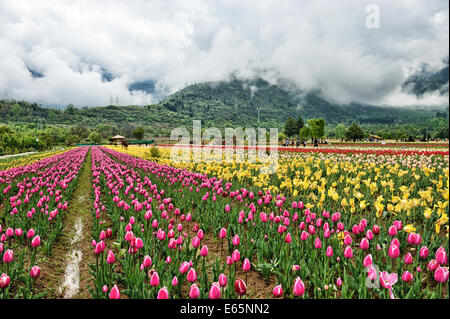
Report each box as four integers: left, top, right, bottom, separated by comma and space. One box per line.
402, 61, 449, 96
1, 78, 448, 137
157, 78, 448, 128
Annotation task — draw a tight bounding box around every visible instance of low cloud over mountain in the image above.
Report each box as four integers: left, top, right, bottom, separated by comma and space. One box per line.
0, 0, 448, 107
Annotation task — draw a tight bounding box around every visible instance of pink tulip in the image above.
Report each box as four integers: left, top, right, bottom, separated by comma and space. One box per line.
3, 249, 13, 263
189, 283, 200, 299
314, 237, 322, 249
419, 246, 429, 259
243, 258, 251, 272
187, 268, 197, 283
293, 277, 305, 297
209, 282, 221, 299
143, 255, 152, 268
30, 266, 41, 278
388, 226, 397, 236
363, 254, 373, 267
300, 231, 308, 241
150, 272, 160, 287
360, 238, 369, 250
404, 253, 413, 265
388, 245, 400, 259
200, 245, 209, 257
219, 273, 228, 287
436, 247, 448, 265
0, 273, 11, 289
326, 246, 333, 257
380, 271, 398, 289
109, 285, 120, 299
367, 265, 377, 280
180, 261, 190, 274
343, 234, 352, 246
428, 259, 439, 272
344, 245, 353, 259
172, 276, 178, 286
157, 287, 169, 299
336, 277, 342, 287
31, 235, 41, 248
27, 228, 35, 239
401, 271, 413, 282
232, 234, 240, 246
434, 267, 449, 283
285, 232, 292, 244
106, 250, 115, 264
232, 249, 241, 262
219, 228, 227, 239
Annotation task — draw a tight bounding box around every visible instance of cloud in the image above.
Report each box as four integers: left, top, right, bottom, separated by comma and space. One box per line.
0, 0, 448, 107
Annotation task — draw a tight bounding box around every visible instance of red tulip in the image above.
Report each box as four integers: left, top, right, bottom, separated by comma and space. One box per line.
273, 284, 283, 298
234, 279, 247, 296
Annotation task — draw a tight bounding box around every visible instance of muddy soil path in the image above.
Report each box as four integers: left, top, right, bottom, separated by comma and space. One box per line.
37, 148, 95, 298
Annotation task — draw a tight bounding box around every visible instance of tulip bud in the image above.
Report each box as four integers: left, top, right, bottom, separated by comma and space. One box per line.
187, 268, 197, 283
186, 283, 199, 299
293, 277, 305, 297
30, 265, 41, 278
401, 271, 413, 282
234, 279, 247, 296
209, 282, 221, 299
150, 272, 160, 287
109, 285, 120, 299
200, 245, 209, 257
157, 287, 169, 299
344, 245, 353, 259
326, 246, 333, 257
0, 273, 11, 289
219, 273, 228, 287
273, 284, 283, 298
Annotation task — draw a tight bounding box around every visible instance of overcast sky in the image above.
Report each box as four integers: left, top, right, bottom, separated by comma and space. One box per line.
0, 0, 448, 107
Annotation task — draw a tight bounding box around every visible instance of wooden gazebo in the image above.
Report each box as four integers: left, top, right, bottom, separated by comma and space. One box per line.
111, 135, 126, 145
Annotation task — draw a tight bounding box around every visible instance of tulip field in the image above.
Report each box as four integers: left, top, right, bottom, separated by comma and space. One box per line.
0, 143, 448, 299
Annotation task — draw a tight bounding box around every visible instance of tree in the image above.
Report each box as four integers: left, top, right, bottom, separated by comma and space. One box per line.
283, 117, 298, 137
70, 125, 89, 139
64, 104, 76, 115
299, 126, 311, 141
345, 123, 364, 142
297, 116, 304, 132
65, 135, 80, 146
307, 118, 325, 141
278, 132, 287, 142
133, 127, 145, 140
89, 131, 102, 144
335, 124, 347, 141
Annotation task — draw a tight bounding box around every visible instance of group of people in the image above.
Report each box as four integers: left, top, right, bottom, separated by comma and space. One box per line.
282, 138, 328, 148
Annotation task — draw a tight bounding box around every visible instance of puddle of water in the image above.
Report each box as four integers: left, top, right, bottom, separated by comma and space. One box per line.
59, 249, 83, 298
71, 218, 83, 245
59, 217, 84, 298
